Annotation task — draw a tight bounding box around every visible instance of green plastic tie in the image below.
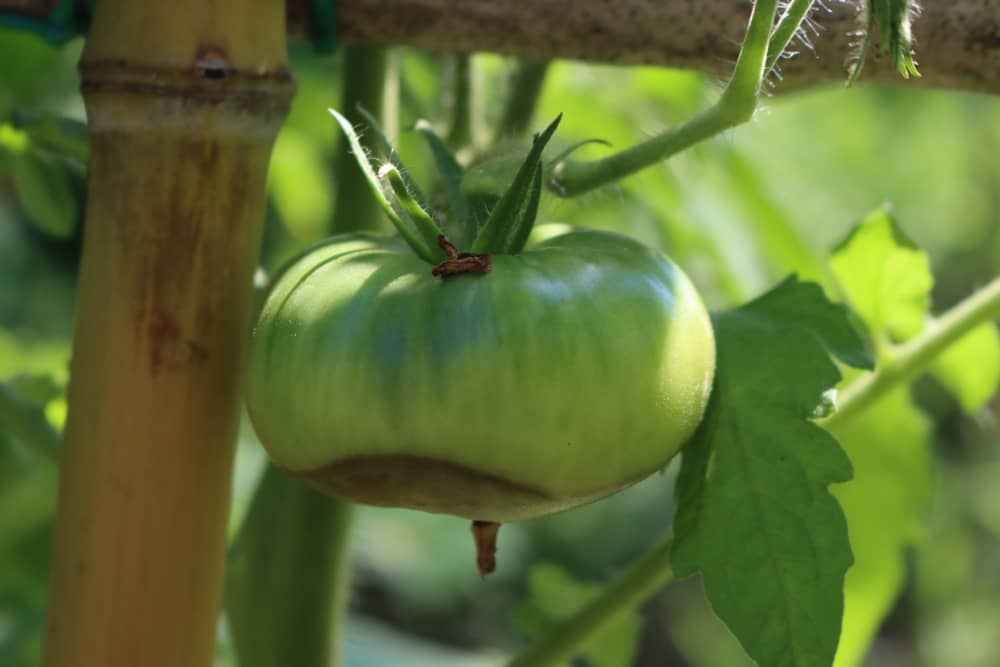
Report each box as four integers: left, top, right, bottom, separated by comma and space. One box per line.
0, 0, 89, 43
311, 0, 337, 54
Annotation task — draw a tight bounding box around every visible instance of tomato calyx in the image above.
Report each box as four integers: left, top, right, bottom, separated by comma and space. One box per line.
431, 234, 492, 278
330, 107, 563, 265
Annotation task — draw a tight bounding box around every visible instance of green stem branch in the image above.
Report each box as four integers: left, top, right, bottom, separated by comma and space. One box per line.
550, 0, 779, 197
827, 275, 1000, 426
507, 539, 674, 667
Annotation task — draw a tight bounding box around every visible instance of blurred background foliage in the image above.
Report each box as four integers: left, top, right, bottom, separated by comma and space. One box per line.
1, 22, 998, 667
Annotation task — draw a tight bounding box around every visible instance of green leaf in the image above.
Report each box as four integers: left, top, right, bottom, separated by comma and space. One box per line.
830, 387, 931, 667
930, 321, 1000, 414
672, 277, 871, 667
515, 564, 640, 667
16, 112, 89, 164
829, 208, 932, 343
471, 114, 560, 254
11, 146, 77, 239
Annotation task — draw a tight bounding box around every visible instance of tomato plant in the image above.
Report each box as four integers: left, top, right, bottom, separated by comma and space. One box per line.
1, 2, 1000, 667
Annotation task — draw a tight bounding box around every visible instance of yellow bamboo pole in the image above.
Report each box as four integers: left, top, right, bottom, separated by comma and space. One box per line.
42, 2, 293, 666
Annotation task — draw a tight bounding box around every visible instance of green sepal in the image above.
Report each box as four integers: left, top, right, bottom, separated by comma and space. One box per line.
413, 119, 468, 239
471, 114, 561, 255
851, 0, 920, 84
329, 108, 440, 263
504, 162, 544, 255
356, 105, 430, 211
382, 165, 447, 262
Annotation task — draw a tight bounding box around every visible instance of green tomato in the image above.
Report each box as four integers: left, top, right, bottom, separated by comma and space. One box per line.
247, 228, 715, 522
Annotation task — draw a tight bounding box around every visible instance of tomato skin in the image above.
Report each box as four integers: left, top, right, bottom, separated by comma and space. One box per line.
247, 228, 715, 522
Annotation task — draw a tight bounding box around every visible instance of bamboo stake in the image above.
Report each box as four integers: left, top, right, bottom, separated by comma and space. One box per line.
42, 2, 293, 666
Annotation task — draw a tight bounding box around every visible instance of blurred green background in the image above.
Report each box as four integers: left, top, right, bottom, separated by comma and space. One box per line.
1, 24, 998, 667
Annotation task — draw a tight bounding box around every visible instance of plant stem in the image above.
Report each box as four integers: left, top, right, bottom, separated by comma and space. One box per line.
331, 46, 388, 234
508, 539, 674, 667
446, 54, 475, 150
42, 1, 292, 665
766, 0, 818, 71
225, 466, 354, 667
0, 382, 60, 462
493, 60, 550, 145
827, 275, 1000, 427
550, 0, 779, 196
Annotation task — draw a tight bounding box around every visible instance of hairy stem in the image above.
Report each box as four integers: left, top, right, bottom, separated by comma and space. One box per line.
507, 539, 674, 667
827, 276, 1000, 427
766, 0, 819, 71
550, 0, 779, 196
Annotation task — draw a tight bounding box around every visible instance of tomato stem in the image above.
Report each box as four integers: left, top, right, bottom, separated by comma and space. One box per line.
766, 0, 821, 72
549, 0, 786, 196
330, 47, 391, 234
508, 539, 675, 667
446, 54, 477, 150
471, 521, 501, 577
492, 60, 551, 146
826, 275, 1000, 427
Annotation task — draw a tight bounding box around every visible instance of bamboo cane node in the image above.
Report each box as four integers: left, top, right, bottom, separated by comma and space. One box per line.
79, 58, 296, 107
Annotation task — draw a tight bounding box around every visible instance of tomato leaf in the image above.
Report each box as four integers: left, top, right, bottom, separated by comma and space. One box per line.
829, 386, 931, 667
11, 146, 77, 239
672, 276, 871, 667
829, 207, 932, 343
515, 564, 640, 667
15, 111, 89, 164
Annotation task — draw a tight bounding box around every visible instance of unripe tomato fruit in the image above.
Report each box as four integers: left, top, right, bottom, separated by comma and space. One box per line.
246, 228, 715, 522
